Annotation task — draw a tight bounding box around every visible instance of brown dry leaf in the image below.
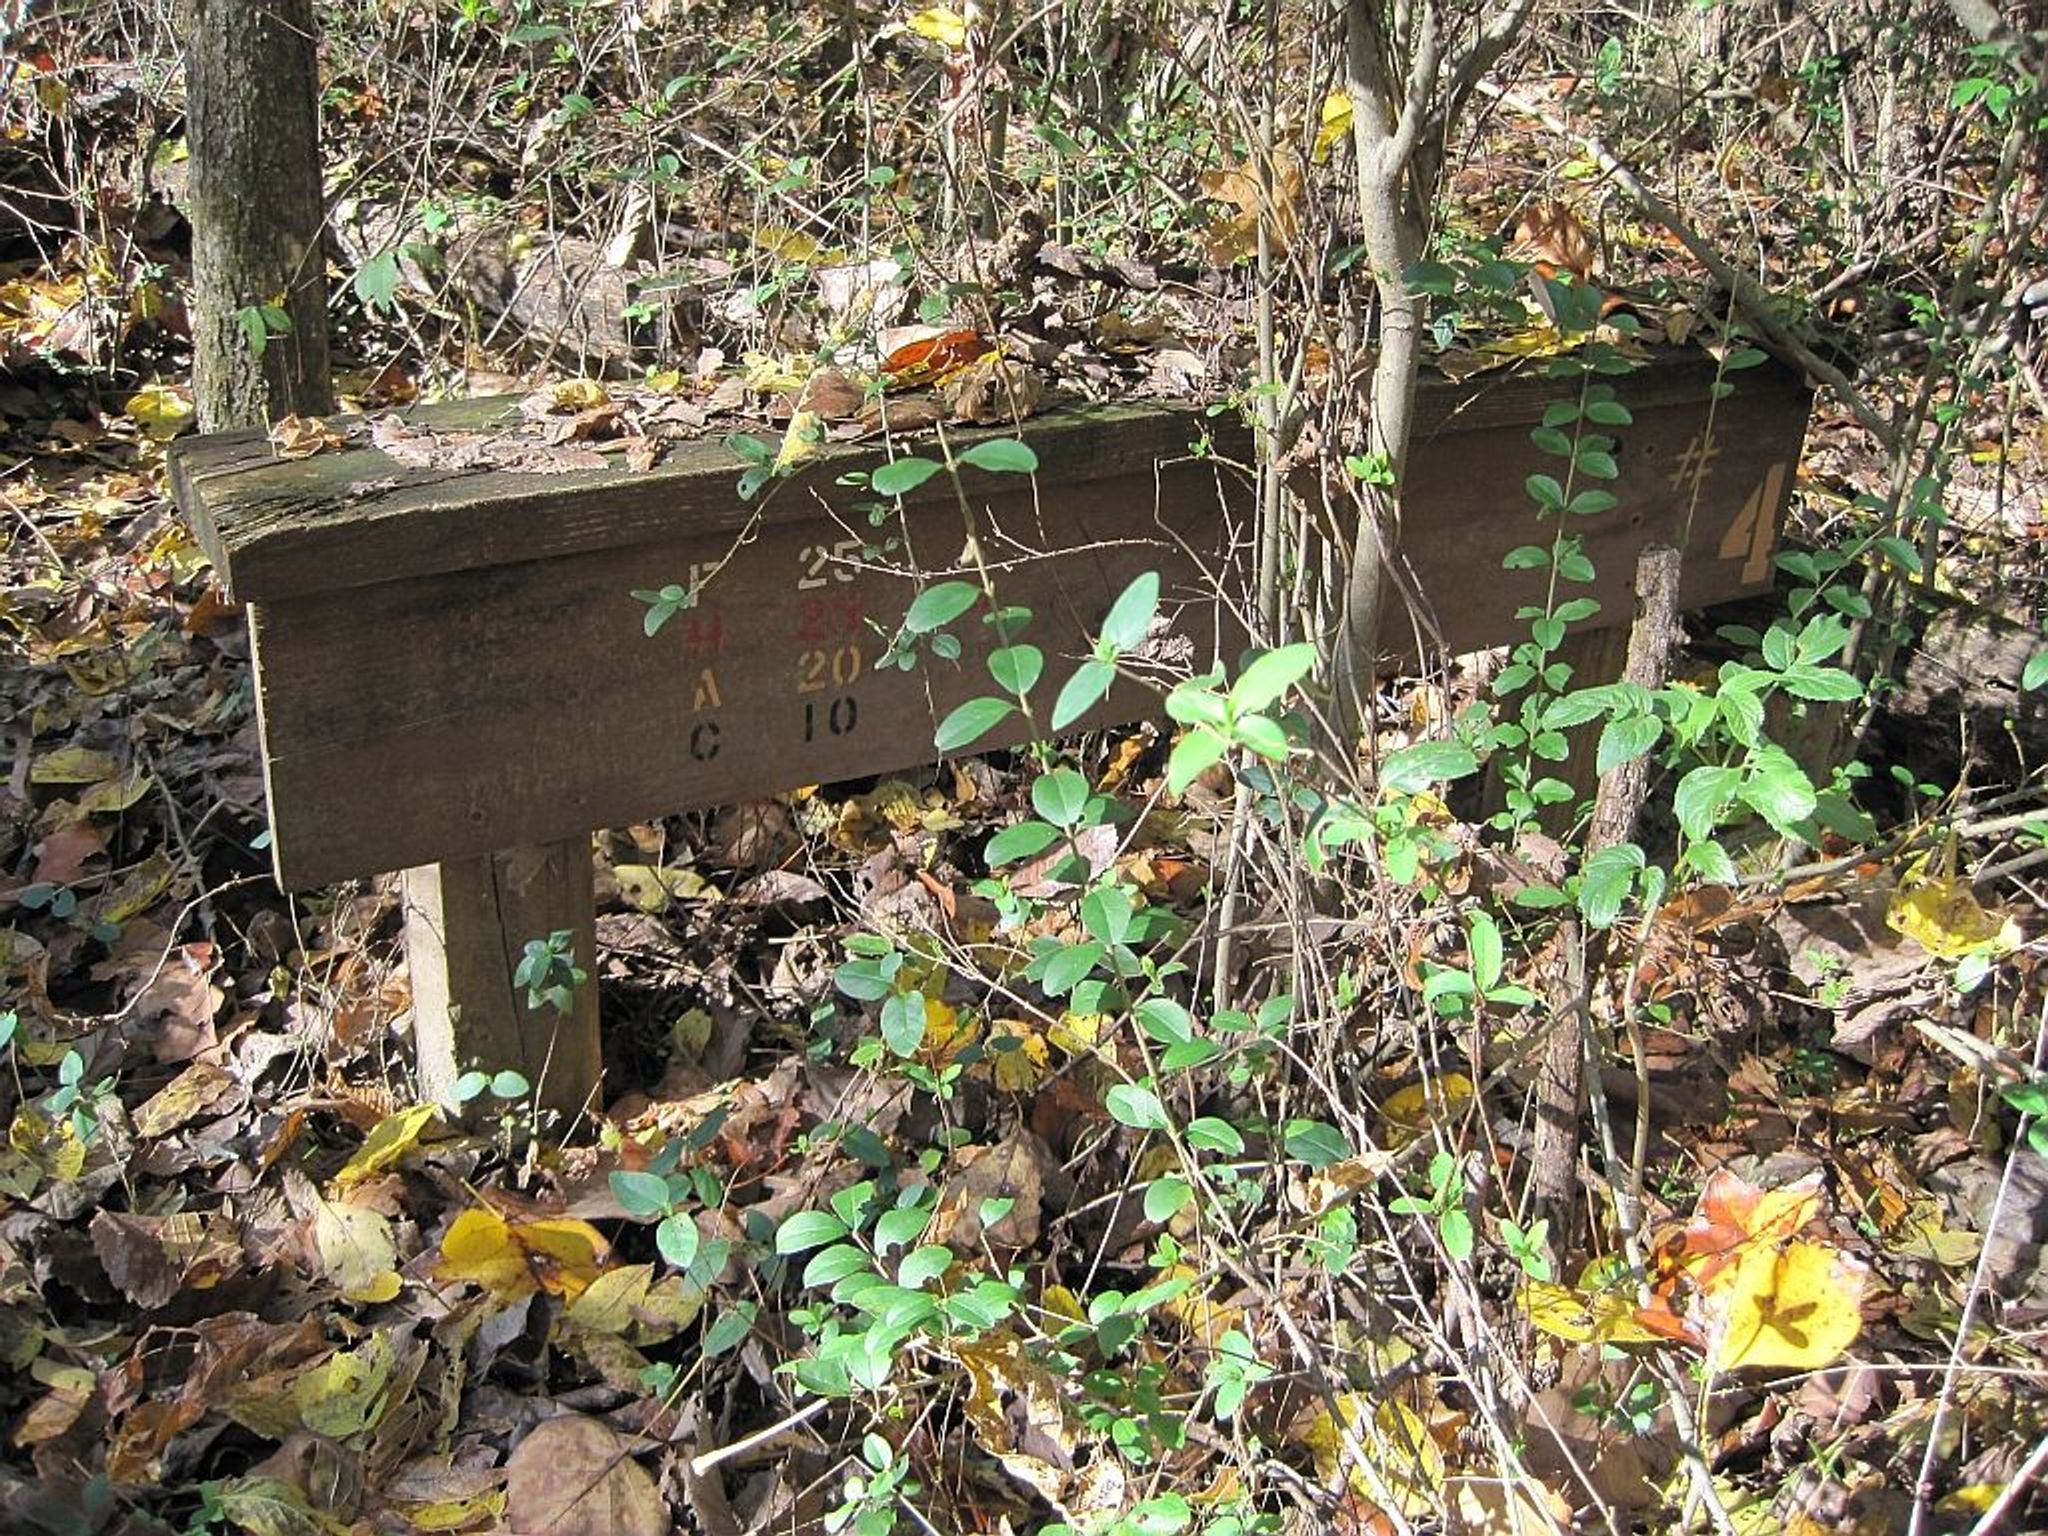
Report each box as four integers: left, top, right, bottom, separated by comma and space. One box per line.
268, 414, 347, 459
1446, 1478, 1571, 1534
1196, 153, 1303, 266
934, 1127, 1051, 1250
91, 1210, 184, 1310
794, 366, 868, 417
938, 353, 1043, 425
1509, 201, 1603, 281
506, 1414, 665, 1536
955, 1329, 1076, 1507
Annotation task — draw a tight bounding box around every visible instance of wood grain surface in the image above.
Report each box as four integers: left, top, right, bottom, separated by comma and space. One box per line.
171, 352, 1813, 888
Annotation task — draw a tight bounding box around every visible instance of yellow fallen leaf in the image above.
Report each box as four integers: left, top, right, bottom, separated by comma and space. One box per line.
750, 225, 825, 264
741, 350, 811, 393
611, 862, 716, 912
1887, 870, 2020, 960
126, 382, 195, 440
335, 1103, 439, 1186
1380, 1072, 1476, 1149
1521, 1279, 1669, 1346
906, 6, 967, 48
1707, 1240, 1865, 1373
1159, 1265, 1243, 1349
565, 1262, 654, 1336
549, 378, 610, 411
312, 1192, 399, 1301
774, 408, 823, 472
292, 1330, 394, 1438
1301, 1394, 1444, 1516
991, 1024, 1050, 1092
30, 745, 121, 784
1313, 89, 1353, 161
955, 1329, 1075, 1506
403, 1491, 506, 1531
434, 1207, 608, 1302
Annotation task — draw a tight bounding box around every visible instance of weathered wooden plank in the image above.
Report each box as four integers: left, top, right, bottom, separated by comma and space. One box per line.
402, 840, 601, 1122
172, 351, 1812, 890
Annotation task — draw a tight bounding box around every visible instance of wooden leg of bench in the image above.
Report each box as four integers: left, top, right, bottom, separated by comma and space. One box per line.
402, 838, 602, 1129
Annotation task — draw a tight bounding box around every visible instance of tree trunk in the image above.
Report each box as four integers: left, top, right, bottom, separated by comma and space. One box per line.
186, 0, 332, 431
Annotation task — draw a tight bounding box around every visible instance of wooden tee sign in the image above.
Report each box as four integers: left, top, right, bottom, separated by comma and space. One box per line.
170, 351, 1811, 1118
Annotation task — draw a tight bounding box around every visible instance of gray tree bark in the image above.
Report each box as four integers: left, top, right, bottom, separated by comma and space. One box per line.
186, 0, 332, 431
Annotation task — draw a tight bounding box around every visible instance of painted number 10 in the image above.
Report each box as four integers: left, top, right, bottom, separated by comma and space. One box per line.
804, 697, 858, 741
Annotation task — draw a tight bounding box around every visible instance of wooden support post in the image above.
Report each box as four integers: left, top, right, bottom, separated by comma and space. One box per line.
1544, 624, 1634, 835
402, 839, 602, 1127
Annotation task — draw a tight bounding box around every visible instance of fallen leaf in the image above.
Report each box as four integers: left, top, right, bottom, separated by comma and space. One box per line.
292, 1329, 395, 1438
1886, 867, 2021, 959
434, 1207, 608, 1302
1301, 1394, 1445, 1517
505, 1414, 665, 1536
335, 1103, 440, 1186
126, 382, 195, 440
1706, 1241, 1866, 1373
312, 1191, 401, 1301
905, 6, 967, 49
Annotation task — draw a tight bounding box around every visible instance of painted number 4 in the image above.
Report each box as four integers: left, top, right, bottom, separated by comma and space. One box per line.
1718, 463, 1785, 585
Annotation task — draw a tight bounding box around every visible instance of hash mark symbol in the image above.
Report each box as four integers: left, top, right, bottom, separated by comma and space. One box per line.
1670, 430, 1720, 492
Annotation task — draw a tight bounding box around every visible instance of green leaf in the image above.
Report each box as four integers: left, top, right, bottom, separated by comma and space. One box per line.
1051, 659, 1117, 730
1144, 1177, 1194, 1223
1740, 749, 1818, 835
2026, 649, 2048, 693
903, 585, 979, 643
1597, 714, 1661, 772
1283, 1119, 1347, 1169
704, 1304, 755, 1356
1135, 997, 1194, 1045
775, 1210, 850, 1255
1166, 727, 1229, 794
1779, 663, 1863, 702
988, 643, 1043, 695
898, 1244, 955, 1288
1525, 473, 1565, 511
1105, 1082, 1169, 1130
1235, 713, 1290, 762
1577, 843, 1645, 928
1468, 912, 1504, 993
935, 696, 1014, 751
656, 1211, 700, 1269
804, 1243, 871, 1287
987, 820, 1060, 865
957, 438, 1039, 475
1380, 739, 1478, 794
1229, 642, 1319, 713
871, 456, 943, 496
1673, 764, 1742, 841
1100, 572, 1161, 653
610, 1170, 673, 1218
881, 992, 929, 1056
1039, 941, 1105, 995
353, 248, 404, 313
873, 1206, 929, 1253
1080, 885, 1134, 945
1032, 768, 1090, 827
1185, 1116, 1245, 1155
